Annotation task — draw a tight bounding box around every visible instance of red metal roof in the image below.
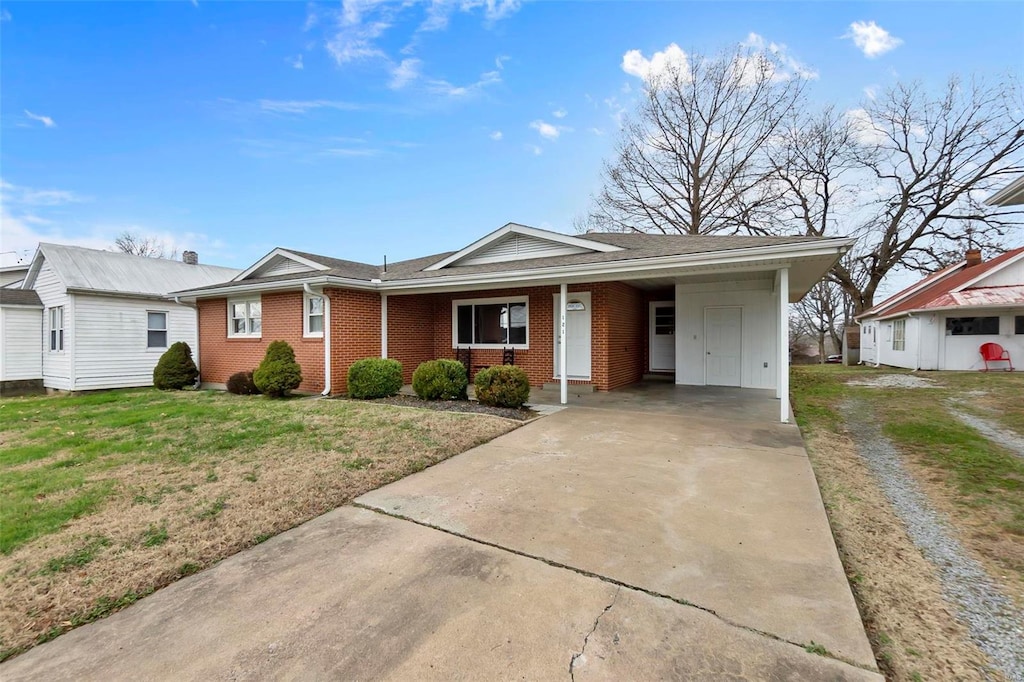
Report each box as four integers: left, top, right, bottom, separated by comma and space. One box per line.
860, 247, 1024, 319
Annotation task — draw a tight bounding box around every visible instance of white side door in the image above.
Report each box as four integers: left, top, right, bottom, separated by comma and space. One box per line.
705, 306, 742, 386
649, 302, 675, 372
553, 292, 592, 379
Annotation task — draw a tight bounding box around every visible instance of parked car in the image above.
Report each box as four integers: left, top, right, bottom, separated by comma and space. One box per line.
826, 354, 843, 364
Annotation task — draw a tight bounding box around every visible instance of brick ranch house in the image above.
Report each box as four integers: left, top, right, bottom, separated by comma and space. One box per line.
173, 224, 854, 422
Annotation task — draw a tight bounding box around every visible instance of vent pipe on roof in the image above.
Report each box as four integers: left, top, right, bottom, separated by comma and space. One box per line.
183, 250, 199, 265
965, 249, 982, 267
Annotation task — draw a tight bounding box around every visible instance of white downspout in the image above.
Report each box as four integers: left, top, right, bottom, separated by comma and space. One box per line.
305, 284, 331, 396
381, 294, 388, 358
560, 283, 568, 405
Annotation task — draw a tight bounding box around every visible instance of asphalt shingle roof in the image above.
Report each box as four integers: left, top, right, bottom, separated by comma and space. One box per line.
0, 288, 43, 307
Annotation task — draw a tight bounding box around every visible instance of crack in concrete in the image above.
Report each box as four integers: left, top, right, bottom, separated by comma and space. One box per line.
352, 502, 877, 675
569, 587, 619, 681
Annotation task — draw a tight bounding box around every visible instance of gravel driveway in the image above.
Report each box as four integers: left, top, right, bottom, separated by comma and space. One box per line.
840, 398, 1024, 681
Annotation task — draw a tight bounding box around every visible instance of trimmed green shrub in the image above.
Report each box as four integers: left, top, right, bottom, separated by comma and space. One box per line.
474, 365, 531, 408
226, 370, 261, 395
153, 342, 199, 390
253, 341, 303, 398
412, 359, 468, 401
348, 358, 403, 399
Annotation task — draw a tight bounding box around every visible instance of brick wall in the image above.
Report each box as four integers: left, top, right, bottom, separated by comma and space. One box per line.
385, 294, 438, 383
197, 293, 324, 393
327, 288, 381, 394
595, 282, 646, 390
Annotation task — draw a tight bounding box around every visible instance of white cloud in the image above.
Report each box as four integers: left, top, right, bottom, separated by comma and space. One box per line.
845, 21, 903, 58
1, 180, 88, 206
426, 69, 500, 97
526, 144, 542, 156
495, 55, 510, 70
389, 58, 422, 89
846, 108, 886, 145
1, 9, 11, 21
863, 85, 878, 101
287, 54, 304, 70
257, 99, 363, 114
530, 120, 561, 140
621, 43, 689, 82
552, 107, 567, 119
740, 32, 818, 81
589, 128, 605, 136
489, 130, 503, 141
24, 110, 56, 128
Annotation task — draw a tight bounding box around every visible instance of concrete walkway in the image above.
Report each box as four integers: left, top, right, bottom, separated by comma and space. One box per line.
2, 390, 880, 681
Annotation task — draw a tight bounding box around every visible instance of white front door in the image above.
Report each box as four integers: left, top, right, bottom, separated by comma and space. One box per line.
649, 301, 675, 372
553, 292, 592, 379
705, 306, 742, 387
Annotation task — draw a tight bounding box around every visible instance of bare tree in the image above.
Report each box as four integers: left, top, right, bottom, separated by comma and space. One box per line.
114, 231, 177, 260
792, 279, 849, 362
833, 76, 1024, 313
582, 46, 807, 235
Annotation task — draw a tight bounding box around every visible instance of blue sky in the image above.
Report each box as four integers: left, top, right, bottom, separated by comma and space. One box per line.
2, 1, 1022, 282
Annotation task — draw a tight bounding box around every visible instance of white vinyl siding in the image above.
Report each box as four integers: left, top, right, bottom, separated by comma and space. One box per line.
252, 255, 318, 278
73, 295, 198, 390
454, 233, 591, 267
0, 307, 43, 381
35, 260, 73, 390
971, 257, 1024, 287
674, 279, 778, 390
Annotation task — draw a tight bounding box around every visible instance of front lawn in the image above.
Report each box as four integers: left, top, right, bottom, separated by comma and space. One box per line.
0, 389, 518, 660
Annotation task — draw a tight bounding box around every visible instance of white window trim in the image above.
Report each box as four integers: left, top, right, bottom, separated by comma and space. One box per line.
48, 306, 65, 352
304, 292, 325, 338
892, 319, 906, 351
227, 296, 262, 338
147, 310, 169, 350
451, 295, 529, 350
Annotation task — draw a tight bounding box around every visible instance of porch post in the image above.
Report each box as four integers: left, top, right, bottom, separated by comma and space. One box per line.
560, 283, 568, 405
381, 294, 388, 358
779, 267, 790, 423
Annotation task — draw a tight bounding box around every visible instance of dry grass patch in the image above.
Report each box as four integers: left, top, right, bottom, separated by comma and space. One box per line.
0, 389, 517, 660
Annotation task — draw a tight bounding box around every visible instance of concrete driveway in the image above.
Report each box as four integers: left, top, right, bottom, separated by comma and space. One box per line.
2, 387, 880, 681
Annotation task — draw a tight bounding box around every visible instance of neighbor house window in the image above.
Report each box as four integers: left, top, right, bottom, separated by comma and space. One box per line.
1016, 316, 1024, 335
228, 297, 262, 337
453, 297, 528, 347
48, 306, 64, 351
892, 319, 906, 351
304, 294, 324, 337
946, 316, 999, 336
147, 312, 168, 349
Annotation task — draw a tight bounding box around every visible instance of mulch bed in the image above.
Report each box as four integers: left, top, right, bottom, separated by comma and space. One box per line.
365, 394, 539, 421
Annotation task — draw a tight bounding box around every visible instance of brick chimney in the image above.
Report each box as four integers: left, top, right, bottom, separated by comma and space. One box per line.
965, 249, 982, 267
182, 250, 199, 265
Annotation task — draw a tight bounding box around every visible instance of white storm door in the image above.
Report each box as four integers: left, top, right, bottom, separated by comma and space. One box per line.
649, 302, 675, 372
705, 306, 742, 387
553, 292, 592, 379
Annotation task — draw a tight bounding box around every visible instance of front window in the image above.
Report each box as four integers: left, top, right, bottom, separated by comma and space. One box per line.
305, 294, 324, 337
147, 311, 168, 348
49, 306, 64, 351
892, 319, 905, 351
453, 297, 528, 347
1016, 316, 1024, 335
228, 297, 262, 337
946, 316, 1000, 336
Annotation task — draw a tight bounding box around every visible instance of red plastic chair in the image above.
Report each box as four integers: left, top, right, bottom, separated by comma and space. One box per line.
979, 343, 1014, 372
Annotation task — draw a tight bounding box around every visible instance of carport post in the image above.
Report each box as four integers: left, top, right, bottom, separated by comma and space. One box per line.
560, 283, 568, 404
779, 267, 790, 423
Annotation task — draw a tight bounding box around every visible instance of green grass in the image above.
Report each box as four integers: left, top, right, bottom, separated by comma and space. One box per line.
0, 389, 309, 554
42, 536, 112, 574
791, 365, 1024, 538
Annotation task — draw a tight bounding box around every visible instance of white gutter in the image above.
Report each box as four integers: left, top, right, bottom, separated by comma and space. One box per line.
305, 283, 331, 396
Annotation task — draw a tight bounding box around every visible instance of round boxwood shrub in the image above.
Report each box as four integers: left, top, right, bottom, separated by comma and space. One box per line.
474, 365, 531, 408
226, 370, 261, 395
153, 341, 199, 390
348, 358, 403, 399
253, 340, 303, 398
412, 359, 468, 401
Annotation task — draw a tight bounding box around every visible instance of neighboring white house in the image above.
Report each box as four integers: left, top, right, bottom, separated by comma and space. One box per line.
0, 264, 31, 288
858, 247, 1024, 371
0, 289, 44, 390
0, 244, 238, 393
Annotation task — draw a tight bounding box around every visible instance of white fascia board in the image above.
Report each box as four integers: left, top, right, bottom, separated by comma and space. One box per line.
952, 250, 1024, 292
986, 175, 1024, 207
233, 248, 331, 282
0, 303, 44, 309
174, 275, 377, 300
20, 246, 49, 290
387, 239, 854, 293
855, 263, 966, 320
423, 223, 623, 271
